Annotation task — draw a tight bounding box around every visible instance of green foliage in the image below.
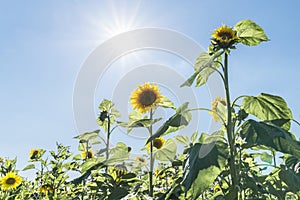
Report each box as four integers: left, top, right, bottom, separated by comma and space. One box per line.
240, 119, 300, 158
242, 93, 293, 130
234, 19, 269, 46
181, 51, 222, 87
182, 140, 228, 198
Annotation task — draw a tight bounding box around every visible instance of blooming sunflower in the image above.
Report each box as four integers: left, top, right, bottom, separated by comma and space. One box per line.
147, 137, 165, 150
81, 150, 94, 159
211, 97, 226, 122
130, 82, 163, 113
29, 148, 42, 160
212, 25, 239, 49
1, 172, 22, 190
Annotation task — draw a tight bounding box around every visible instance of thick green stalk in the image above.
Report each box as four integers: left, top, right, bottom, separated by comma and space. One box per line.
106, 115, 111, 160
149, 109, 154, 197
224, 52, 239, 198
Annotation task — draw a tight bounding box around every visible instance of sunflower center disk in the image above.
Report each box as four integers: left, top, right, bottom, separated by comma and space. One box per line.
218, 32, 233, 41
139, 90, 157, 107
6, 178, 16, 185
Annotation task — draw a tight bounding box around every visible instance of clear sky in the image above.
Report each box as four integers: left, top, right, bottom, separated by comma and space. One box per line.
1, 1, 300, 174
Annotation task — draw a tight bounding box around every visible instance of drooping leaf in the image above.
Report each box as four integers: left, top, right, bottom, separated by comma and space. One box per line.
147, 102, 192, 143
182, 141, 228, 195
279, 168, 300, 193
240, 119, 300, 158
242, 93, 292, 130
158, 95, 176, 109
260, 152, 273, 164
234, 19, 269, 46
181, 51, 222, 87
74, 130, 100, 141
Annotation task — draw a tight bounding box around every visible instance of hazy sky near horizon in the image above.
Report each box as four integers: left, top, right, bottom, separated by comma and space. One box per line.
1, 1, 300, 172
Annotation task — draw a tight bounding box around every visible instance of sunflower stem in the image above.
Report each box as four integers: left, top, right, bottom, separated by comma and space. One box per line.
149, 109, 154, 197
224, 52, 239, 198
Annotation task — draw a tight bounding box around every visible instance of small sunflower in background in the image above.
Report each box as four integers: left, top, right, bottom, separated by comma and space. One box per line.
211, 97, 226, 122
130, 82, 163, 113
0, 172, 22, 190
81, 150, 94, 160
147, 137, 165, 150
29, 148, 42, 160
39, 184, 53, 195
135, 156, 146, 164
211, 25, 239, 51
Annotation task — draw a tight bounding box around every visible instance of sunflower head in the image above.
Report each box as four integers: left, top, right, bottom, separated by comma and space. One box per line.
0, 172, 22, 190
81, 150, 94, 160
155, 168, 166, 179
211, 25, 239, 50
130, 82, 163, 113
0, 157, 3, 163
147, 137, 165, 150
39, 185, 54, 195
29, 148, 42, 160
136, 156, 146, 164
211, 97, 227, 122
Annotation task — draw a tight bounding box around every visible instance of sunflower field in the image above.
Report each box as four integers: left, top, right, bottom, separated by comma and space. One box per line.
1, 19, 300, 200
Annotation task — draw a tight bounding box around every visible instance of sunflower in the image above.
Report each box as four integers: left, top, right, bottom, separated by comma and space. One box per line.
81, 150, 94, 159
211, 25, 239, 49
0, 157, 3, 163
39, 185, 53, 195
29, 148, 42, 160
211, 97, 226, 122
155, 168, 165, 179
1, 172, 22, 190
130, 82, 163, 113
147, 137, 165, 150
135, 156, 146, 164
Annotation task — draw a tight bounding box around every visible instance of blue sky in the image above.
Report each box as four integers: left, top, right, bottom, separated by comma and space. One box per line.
1, 1, 300, 173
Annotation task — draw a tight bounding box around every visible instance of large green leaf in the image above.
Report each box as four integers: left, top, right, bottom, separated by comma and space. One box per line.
147, 102, 192, 143
242, 93, 292, 130
240, 119, 300, 158
279, 168, 300, 193
182, 141, 228, 195
234, 19, 269, 46
181, 51, 222, 87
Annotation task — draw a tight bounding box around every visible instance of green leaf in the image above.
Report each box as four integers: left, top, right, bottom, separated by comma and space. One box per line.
242, 93, 292, 130
260, 152, 273, 164
74, 130, 100, 141
181, 51, 222, 87
174, 135, 189, 146
240, 120, 300, 158
106, 142, 130, 165
198, 130, 225, 144
99, 99, 114, 111
279, 168, 300, 193
108, 188, 129, 200
190, 131, 198, 144
22, 164, 35, 171
182, 141, 228, 195
147, 102, 192, 143
234, 19, 269, 46
154, 139, 177, 161
158, 95, 176, 109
